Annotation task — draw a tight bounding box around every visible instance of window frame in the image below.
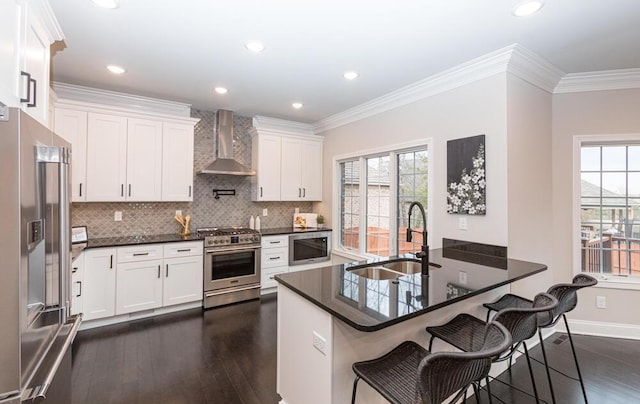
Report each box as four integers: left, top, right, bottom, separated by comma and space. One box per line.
573, 134, 640, 290
333, 138, 433, 260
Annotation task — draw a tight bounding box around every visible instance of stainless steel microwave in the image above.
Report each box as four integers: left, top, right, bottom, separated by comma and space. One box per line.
289, 231, 332, 266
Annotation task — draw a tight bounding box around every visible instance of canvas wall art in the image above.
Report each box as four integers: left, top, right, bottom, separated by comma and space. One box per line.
447, 134, 486, 215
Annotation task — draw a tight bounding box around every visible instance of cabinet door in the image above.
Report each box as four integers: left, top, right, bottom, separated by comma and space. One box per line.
280, 138, 303, 200
252, 134, 281, 201
54, 108, 88, 201
86, 113, 127, 201
0, 1, 20, 106
127, 118, 163, 201
300, 140, 323, 201
20, 4, 51, 126
71, 253, 85, 316
116, 259, 163, 315
162, 122, 194, 201
163, 255, 203, 306
83, 248, 117, 321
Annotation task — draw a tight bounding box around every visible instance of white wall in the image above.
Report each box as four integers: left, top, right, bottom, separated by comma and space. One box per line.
552, 88, 640, 326
317, 74, 509, 249
506, 75, 554, 298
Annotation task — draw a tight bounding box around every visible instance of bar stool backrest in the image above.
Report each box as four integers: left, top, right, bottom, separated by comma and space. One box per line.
416, 321, 512, 404
493, 292, 558, 345
540, 274, 598, 328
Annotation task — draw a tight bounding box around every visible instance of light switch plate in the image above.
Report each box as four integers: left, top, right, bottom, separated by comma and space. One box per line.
114, 211, 122, 221
459, 217, 468, 230
263, 208, 268, 217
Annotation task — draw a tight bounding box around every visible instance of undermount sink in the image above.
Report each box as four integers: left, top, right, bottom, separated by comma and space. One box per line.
382, 260, 423, 275
348, 266, 399, 280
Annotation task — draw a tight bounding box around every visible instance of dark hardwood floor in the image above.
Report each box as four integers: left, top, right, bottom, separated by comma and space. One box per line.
72, 295, 640, 403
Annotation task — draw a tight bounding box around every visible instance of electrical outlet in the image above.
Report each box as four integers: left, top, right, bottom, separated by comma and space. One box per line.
459, 271, 467, 285
596, 296, 606, 309
114, 211, 122, 221
175, 210, 182, 217
312, 331, 327, 355
459, 217, 467, 230
263, 208, 268, 217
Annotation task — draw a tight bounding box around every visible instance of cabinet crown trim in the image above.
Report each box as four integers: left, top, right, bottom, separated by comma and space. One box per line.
252, 115, 318, 138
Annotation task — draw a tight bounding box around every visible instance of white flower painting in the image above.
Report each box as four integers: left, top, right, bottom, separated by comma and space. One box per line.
447, 135, 486, 215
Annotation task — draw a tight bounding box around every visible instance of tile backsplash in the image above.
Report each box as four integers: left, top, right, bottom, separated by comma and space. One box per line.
72, 109, 312, 239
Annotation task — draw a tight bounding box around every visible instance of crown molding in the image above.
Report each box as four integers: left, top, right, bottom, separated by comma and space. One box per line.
554, 69, 640, 94
253, 115, 316, 137
28, 0, 65, 41
52, 82, 193, 117
312, 44, 563, 134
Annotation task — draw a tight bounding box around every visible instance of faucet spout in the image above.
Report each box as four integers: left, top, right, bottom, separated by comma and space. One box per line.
407, 201, 429, 276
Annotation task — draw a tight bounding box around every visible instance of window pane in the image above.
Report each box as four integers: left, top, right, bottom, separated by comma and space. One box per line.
629, 173, 640, 196
366, 156, 390, 256
581, 173, 600, 195
397, 149, 428, 255
629, 146, 640, 170
581, 146, 600, 171
602, 172, 626, 195
341, 160, 360, 250
602, 146, 626, 171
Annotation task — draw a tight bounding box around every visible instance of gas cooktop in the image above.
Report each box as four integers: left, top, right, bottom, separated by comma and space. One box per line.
197, 227, 261, 248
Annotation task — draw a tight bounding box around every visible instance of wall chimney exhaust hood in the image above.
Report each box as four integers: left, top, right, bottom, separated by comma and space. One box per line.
197, 109, 256, 176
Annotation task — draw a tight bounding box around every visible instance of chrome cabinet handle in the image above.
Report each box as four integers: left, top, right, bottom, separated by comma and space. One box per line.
133, 252, 149, 256
188, 185, 192, 197
260, 187, 263, 197
128, 184, 131, 197
79, 183, 83, 197
269, 256, 280, 260
110, 255, 113, 269
157, 265, 161, 278
20, 71, 36, 107
72, 266, 78, 273
121, 184, 124, 197
303, 188, 306, 197
298, 188, 301, 197
177, 248, 191, 252
166, 264, 169, 277
270, 241, 280, 244
76, 281, 82, 297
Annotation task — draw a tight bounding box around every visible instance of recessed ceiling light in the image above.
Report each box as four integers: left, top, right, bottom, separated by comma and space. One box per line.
512, 0, 544, 17
245, 41, 265, 53
106, 65, 125, 74
91, 0, 120, 9
214, 87, 228, 95
343, 71, 359, 80
292, 102, 303, 109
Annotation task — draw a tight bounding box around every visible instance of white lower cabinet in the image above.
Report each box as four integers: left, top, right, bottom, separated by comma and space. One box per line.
261, 235, 289, 290
71, 252, 85, 316
83, 248, 117, 321
82, 241, 203, 323
116, 259, 163, 315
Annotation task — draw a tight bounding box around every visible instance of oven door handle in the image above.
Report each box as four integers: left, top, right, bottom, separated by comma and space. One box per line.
204, 284, 260, 297
205, 245, 261, 255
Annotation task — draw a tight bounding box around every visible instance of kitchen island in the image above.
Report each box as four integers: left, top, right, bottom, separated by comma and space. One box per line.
274, 247, 546, 404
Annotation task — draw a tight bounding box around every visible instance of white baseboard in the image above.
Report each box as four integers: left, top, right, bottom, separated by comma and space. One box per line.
79, 301, 202, 330
556, 319, 640, 340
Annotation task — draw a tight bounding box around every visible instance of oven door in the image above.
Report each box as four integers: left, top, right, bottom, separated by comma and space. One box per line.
204, 245, 261, 292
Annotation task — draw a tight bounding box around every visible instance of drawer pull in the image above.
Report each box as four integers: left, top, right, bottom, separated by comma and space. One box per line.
177, 248, 191, 252
269, 256, 281, 260
76, 281, 82, 297
133, 252, 149, 256
269, 241, 281, 244
269, 276, 275, 280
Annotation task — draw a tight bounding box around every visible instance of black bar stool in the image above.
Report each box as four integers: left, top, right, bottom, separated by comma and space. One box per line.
483, 274, 598, 404
426, 293, 558, 404
351, 321, 512, 404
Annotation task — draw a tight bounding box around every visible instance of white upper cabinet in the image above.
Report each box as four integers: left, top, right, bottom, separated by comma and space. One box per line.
0, 1, 64, 126
86, 112, 128, 201
251, 116, 323, 202
162, 122, 194, 201
127, 118, 163, 201
54, 108, 87, 201
252, 133, 282, 201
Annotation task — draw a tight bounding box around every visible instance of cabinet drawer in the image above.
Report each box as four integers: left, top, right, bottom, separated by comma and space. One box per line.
163, 241, 203, 258
262, 247, 288, 268
261, 235, 289, 249
261, 266, 287, 289
117, 244, 163, 263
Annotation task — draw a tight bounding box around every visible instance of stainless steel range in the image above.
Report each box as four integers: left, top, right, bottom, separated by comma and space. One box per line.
198, 227, 262, 309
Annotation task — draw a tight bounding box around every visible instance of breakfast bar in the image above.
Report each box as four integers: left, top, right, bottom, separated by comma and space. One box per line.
274, 247, 547, 404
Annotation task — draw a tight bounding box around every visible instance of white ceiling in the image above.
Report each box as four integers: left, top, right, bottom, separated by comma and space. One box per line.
50, 0, 640, 123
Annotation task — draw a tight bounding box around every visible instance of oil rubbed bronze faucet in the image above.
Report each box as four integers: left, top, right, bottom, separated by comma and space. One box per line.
406, 201, 429, 276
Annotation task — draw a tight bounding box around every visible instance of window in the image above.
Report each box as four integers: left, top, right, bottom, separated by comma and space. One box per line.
579, 142, 640, 278
338, 144, 429, 257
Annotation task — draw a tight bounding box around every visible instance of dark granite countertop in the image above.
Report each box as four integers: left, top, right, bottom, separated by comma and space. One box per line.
274, 248, 546, 332
81, 233, 202, 250
261, 227, 332, 236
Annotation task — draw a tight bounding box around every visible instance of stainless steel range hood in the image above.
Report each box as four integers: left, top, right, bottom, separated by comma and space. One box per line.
197, 109, 256, 175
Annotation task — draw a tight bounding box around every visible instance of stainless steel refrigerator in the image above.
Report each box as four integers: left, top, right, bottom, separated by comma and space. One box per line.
0, 108, 82, 403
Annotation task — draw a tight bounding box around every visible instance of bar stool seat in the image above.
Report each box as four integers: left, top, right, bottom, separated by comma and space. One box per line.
351, 321, 512, 404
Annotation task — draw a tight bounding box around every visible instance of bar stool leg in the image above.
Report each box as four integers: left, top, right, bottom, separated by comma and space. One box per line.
485, 377, 494, 404
523, 342, 540, 404
563, 314, 588, 403
351, 375, 360, 404
538, 329, 557, 404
